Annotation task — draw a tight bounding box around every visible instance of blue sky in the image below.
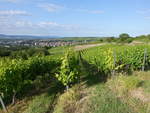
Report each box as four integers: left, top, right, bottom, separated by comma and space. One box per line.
0, 0, 150, 37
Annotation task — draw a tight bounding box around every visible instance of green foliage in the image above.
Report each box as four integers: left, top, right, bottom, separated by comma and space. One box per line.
0, 46, 50, 59
82, 45, 150, 74
0, 56, 60, 103
125, 38, 133, 43
99, 49, 114, 73
10, 51, 28, 59
105, 37, 116, 42
0, 48, 11, 57
55, 49, 80, 87
119, 33, 130, 39
118, 33, 131, 43
0, 46, 29, 57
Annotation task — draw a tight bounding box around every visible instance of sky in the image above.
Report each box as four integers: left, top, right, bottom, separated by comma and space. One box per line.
0, 0, 150, 37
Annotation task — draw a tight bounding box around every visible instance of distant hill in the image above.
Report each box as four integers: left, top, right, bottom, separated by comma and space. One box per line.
0, 34, 105, 41
61, 37, 104, 41
0, 34, 61, 39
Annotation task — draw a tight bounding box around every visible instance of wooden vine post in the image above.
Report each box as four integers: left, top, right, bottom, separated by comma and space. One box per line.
142, 48, 147, 71
0, 96, 8, 113
112, 50, 116, 76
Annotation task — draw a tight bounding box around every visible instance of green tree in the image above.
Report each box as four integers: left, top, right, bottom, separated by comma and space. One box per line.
119, 33, 130, 42
147, 34, 150, 40
106, 37, 115, 42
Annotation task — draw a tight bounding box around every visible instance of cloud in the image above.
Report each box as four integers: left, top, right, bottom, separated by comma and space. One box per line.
14, 21, 63, 28
89, 10, 104, 14
77, 9, 104, 14
0, 0, 20, 3
0, 19, 81, 36
136, 9, 150, 20
136, 9, 150, 14
15, 21, 33, 27
6, 0, 19, 3
144, 17, 150, 20
38, 3, 63, 12
38, 21, 59, 27
0, 10, 31, 16
0, 19, 103, 36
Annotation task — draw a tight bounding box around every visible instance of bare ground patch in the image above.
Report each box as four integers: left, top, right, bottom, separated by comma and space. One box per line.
74, 43, 105, 51
130, 88, 150, 103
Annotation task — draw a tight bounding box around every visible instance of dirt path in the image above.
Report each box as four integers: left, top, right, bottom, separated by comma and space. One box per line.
74, 43, 105, 51
74, 41, 149, 51
130, 88, 150, 103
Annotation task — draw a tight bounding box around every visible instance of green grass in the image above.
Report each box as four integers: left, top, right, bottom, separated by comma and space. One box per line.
107, 72, 150, 113
115, 75, 142, 90
136, 71, 150, 93
22, 82, 62, 113
0, 92, 56, 113
49, 46, 71, 55
47, 46, 72, 59
52, 71, 150, 113
86, 83, 135, 113
134, 37, 150, 43
53, 84, 82, 113
23, 93, 55, 113
142, 80, 150, 93
53, 81, 136, 113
